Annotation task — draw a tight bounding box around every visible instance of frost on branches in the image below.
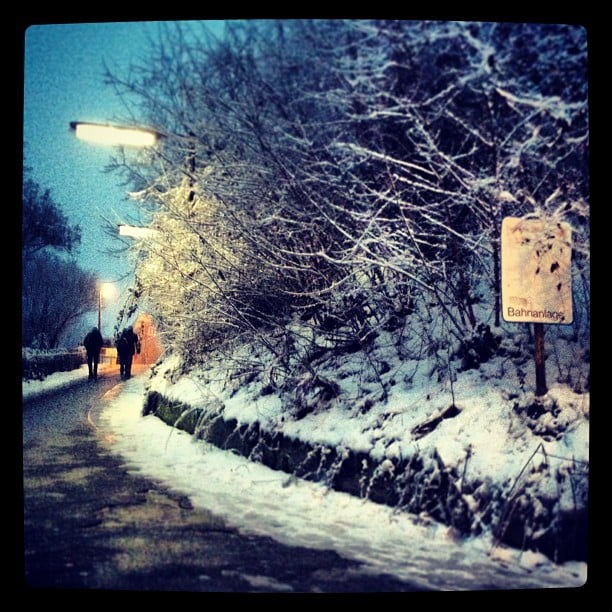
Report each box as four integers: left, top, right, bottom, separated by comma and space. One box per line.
106, 19, 588, 391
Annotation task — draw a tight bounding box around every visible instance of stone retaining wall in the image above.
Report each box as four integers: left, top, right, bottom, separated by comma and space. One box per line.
143, 390, 588, 563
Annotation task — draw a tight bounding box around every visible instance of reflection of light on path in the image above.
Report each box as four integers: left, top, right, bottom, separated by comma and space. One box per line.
86, 410, 98, 430
102, 433, 118, 446
103, 384, 125, 401
88, 384, 125, 431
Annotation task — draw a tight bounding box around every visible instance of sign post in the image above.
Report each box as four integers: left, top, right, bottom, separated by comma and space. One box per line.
501, 217, 572, 396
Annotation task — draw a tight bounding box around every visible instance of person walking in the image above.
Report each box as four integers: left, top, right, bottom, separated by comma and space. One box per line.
117, 326, 140, 379
83, 326, 104, 381
116, 330, 129, 379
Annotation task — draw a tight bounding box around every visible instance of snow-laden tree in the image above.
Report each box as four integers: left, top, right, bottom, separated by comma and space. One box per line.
22, 174, 81, 259
22, 169, 98, 348
104, 19, 589, 382
269, 20, 590, 340
22, 252, 99, 349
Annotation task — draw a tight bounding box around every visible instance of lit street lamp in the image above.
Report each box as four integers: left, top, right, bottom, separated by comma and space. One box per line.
71, 121, 184, 242
70, 120, 160, 332
118, 224, 158, 239
69, 120, 193, 196
70, 121, 162, 147
70, 120, 185, 362
98, 282, 116, 338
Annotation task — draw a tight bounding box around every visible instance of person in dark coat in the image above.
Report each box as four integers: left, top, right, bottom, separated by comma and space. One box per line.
116, 330, 129, 378
117, 326, 140, 379
84, 326, 104, 381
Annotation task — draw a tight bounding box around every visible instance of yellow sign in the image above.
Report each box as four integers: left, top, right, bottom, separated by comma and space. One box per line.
501, 217, 572, 324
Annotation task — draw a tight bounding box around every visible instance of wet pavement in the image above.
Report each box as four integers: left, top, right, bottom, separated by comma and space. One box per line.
20, 366, 427, 594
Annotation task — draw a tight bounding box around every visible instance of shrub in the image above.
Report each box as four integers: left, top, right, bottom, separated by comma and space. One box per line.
22, 348, 85, 381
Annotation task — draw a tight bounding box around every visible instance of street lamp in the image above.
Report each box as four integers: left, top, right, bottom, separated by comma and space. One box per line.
69, 120, 194, 196
118, 224, 158, 239
70, 121, 162, 147
98, 282, 116, 338
70, 121, 161, 343
71, 121, 191, 239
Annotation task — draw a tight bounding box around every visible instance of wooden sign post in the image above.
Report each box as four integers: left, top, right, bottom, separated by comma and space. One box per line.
501, 217, 572, 396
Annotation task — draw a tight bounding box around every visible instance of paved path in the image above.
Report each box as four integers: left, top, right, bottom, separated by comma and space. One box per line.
21, 367, 426, 594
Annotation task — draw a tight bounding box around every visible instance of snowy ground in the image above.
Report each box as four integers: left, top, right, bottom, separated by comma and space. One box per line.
22, 354, 588, 592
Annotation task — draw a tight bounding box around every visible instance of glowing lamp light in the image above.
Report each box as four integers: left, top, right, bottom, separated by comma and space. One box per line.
118, 224, 158, 239
99, 282, 117, 300
70, 121, 160, 147
97, 282, 117, 336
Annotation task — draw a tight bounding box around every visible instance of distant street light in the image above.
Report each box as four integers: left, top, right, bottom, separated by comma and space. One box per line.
70, 121, 162, 147
98, 282, 116, 338
118, 224, 159, 239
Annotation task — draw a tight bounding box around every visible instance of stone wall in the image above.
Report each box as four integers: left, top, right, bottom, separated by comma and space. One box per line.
143, 390, 588, 563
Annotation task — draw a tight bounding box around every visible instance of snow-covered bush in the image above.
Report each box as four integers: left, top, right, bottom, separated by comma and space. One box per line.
22, 347, 85, 381
457, 323, 502, 371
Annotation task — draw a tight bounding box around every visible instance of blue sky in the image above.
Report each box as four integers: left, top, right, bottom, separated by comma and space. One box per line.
22, 20, 226, 340
23, 21, 160, 336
